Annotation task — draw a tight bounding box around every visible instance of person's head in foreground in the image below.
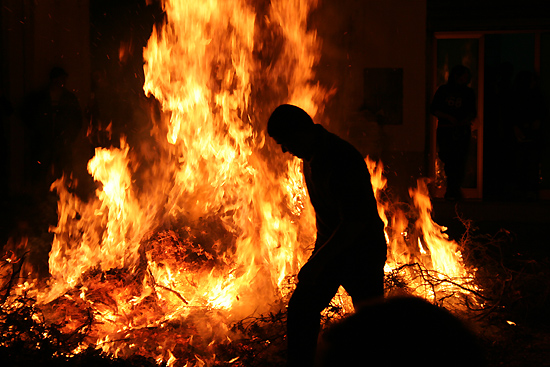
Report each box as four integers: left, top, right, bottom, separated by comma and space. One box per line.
315, 296, 486, 367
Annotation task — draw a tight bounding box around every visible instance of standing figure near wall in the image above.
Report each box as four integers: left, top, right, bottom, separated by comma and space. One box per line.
24, 67, 83, 193
431, 65, 477, 201
506, 70, 548, 199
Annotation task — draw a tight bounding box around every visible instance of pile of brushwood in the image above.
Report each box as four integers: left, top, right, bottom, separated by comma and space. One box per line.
464, 226, 550, 367
0, 257, 290, 367
1, 213, 550, 366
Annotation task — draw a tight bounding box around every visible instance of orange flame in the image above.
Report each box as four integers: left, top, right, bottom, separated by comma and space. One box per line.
1, 0, 478, 365
33, 0, 323, 363
367, 157, 478, 304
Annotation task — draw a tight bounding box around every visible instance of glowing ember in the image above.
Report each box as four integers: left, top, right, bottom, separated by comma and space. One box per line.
1, 0, 478, 365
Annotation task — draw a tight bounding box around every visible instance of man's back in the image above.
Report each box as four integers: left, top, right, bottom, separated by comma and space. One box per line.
303, 125, 384, 252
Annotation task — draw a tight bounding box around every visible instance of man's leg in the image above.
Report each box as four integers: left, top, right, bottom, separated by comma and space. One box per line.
342, 255, 386, 309
287, 279, 340, 367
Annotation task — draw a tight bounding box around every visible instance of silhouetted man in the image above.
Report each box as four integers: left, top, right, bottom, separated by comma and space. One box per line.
24, 67, 83, 191
267, 104, 387, 367
431, 65, 477, 201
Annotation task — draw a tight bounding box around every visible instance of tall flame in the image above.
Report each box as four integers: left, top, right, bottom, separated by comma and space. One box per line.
367, 158, 477, 304
37, 0, 323, 355
1, 0, 478, 365
139, 0, 322, 314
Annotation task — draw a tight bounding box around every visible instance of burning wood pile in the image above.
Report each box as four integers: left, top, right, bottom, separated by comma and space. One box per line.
0, 188, 485, 366
0, 0, 494, 366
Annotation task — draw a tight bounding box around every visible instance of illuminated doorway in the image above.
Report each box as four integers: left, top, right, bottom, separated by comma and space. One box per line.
431, 33, 484, 199
432, 31, 550, 200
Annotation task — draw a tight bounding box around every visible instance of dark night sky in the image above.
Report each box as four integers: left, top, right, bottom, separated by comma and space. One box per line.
89, 0, 163, 90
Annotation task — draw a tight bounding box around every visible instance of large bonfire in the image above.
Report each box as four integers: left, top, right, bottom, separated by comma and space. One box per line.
1, 0, 479, 365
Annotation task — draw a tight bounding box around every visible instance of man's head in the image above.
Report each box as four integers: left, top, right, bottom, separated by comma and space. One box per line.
449, 65, 471, 86
49, 67, 68, 88
267, 104, 316, 159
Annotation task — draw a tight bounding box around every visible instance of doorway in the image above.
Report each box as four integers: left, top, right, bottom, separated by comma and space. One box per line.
431, 33, 483, 199
431, 31, 550, 200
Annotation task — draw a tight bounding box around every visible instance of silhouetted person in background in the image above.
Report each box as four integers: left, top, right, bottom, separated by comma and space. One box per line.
24, 67, 83, 193
267, 104, 387, 367
87, 69, 115, 149
316, 296, 486, 367
483, 62, 515, 199
506, 70, 548, 199
431, 65, 477, 201
0, 88, 14, 193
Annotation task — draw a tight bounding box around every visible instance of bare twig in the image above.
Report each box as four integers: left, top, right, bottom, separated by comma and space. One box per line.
146, 267, 189, 304
0, 252, 28, 304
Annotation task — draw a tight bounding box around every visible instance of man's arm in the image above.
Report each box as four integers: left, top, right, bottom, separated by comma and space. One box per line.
298, 217, 369, 284
298, 160, 379, 284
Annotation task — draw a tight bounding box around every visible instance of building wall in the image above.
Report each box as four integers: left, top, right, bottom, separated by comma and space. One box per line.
1, 0, 90, 193
314, 0, 427, 198
1, 0, 427, 198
